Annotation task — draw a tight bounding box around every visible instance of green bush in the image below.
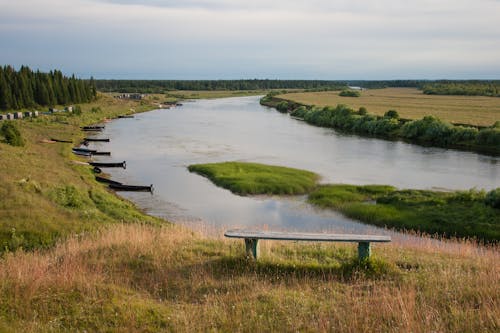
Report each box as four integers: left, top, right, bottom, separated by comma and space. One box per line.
477, 128, 500, 146
0, 122, 25, 147
485, 188, 500, 209
358, 107, 367, 115
339, 90, 360, 97
276, 101, 289, 113
73, 105, 82, 116
384, 110, 399, 119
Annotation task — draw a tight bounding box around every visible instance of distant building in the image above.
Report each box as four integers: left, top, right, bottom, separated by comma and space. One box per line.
13, 112, 23, 119
6, 113, 14, 120
65, 106, 73, 112
33, 111, 39, 117
24, 111, 33, 118
116, 93, 146, 100
0, 114, 6, 121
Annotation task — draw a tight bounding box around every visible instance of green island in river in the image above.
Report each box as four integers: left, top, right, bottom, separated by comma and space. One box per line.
189, 162, 500, 242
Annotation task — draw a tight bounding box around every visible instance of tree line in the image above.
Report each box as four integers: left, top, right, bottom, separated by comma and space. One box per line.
422, 81, 500, 97
0, 65, 97, 110
95, 79, 348, 93
263, 94, 500, 155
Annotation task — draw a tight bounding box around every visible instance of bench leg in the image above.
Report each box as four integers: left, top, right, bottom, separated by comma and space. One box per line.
358, 242, 371, 260
245, 238, 259, 259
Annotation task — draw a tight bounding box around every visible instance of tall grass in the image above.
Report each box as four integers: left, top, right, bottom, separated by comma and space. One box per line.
0, 223, 498, 332
308, 185, 500, 242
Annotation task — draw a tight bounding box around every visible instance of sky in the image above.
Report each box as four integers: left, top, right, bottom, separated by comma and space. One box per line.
0, 0, 499, 79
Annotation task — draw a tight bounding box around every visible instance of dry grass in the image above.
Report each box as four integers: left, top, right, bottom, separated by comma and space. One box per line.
279, 88, 500, 127
0, 223, 498, 332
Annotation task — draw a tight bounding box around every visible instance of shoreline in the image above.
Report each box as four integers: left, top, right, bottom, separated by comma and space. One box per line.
260, 95, 500, 156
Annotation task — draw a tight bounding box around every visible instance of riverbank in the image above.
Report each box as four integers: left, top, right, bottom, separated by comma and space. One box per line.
261, 91, 500, 155
189, 162, 500, 242
0, 93, 164, 250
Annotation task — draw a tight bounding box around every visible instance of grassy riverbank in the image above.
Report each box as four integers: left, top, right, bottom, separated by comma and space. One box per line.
261, 93, 500, 155
0, 93, 163, 251
309, 185, 500, 242
189, 162, 500, 242
188, 162, 318, 195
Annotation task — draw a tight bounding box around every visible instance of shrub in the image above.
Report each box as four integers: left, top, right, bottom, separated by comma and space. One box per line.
339, 90, 360, 97
90, 107, 102, 113
485, 188, 500, 209
0, 122, 25, 147
450, 126, 478, 143
384, 110, 399, 119
290, 106, 309, 118
73, 105, 82, 116
401, 116, 454, 144
358, 107, 367, 115
477, 128, 500, 146
276, 101, 289, 113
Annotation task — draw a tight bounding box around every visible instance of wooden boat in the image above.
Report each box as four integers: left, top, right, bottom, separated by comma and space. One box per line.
81, 128, 103, 132
73, 147, 110, 156
50, 138, 73, 143
81, 125, 105, 131
118, 115, 134, 118
72, 147, 97, 153
82, 125, 105, 129
84, 138, 110, 142
95, 176, 122, 185
109, 183, 153, 193
72, 150, 92, 157
89, 161, 126, 169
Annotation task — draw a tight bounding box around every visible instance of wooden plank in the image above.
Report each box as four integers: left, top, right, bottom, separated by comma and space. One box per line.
224, 229, 391, 243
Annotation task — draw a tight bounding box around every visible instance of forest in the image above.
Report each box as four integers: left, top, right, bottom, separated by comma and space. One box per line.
0, 65, 96, 110
422, 81, 500, 97
95, 79, 348, 93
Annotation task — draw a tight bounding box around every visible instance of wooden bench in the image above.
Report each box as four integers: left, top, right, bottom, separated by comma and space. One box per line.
224, 229, 391, 260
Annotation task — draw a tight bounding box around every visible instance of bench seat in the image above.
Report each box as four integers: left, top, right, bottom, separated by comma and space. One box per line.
224, 229, 391, 260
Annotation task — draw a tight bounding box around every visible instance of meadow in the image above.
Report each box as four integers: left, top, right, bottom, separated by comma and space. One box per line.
279, 88, 500, 127
0, 223, 498, 332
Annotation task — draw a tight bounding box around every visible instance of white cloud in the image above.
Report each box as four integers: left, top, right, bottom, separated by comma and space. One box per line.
0, 0, 498, 78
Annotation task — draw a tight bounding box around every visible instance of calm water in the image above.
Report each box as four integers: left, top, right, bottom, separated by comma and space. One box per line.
91, 96, 499, 233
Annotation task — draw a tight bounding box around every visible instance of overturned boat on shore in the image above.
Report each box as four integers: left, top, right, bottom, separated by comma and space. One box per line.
89, 161, 126, 169
109, 183, 154, 193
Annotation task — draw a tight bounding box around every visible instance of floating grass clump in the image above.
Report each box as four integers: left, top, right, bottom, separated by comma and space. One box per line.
308, 185, 500, 242
188, 162, 319, 195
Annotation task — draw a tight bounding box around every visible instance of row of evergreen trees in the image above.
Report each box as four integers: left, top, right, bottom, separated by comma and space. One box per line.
0, 65, 97, 110
95, 79, 348, 93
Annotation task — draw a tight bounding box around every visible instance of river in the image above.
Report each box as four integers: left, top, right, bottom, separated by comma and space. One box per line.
90, 96, 499, 234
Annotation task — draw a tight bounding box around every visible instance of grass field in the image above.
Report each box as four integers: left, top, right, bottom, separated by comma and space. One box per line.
0, 223, 498, 332
279, 88, 500, 127
188, 162, 319, 195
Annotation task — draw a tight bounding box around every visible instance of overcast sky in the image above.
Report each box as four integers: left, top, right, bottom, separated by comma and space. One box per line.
1, 0, 499, 79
